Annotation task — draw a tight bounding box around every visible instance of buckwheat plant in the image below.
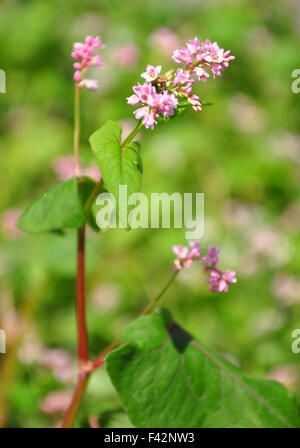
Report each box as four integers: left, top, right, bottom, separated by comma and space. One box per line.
17, 36, 300, 429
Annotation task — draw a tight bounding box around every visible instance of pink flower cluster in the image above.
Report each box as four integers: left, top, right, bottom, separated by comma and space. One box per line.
71, 36, 105, 90
172, 243, 237, 293
127, 37, 234, 129
201, 246, 237, 293
173, 36, 235, 79
127, 68, 178, 129
172, 241, 201, 271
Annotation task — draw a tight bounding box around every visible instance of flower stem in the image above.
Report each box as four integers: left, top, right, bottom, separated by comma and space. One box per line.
141, 270, 178, 316
74, 84, 81, 177
121, 119, 143, 148
91, 270, 178, 369
76, 225, 88, 364
63, 119, 147, 427
62, 371, 90, 428
83, 178, 103, 215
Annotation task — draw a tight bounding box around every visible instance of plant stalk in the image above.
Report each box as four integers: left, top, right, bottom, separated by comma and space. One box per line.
74, 84, 81, 177
62, 371, 90, 428
76, 225, 89, 364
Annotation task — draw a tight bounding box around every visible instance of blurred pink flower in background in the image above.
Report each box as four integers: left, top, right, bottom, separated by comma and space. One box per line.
91, 282, 121, 312
111, 43, 140, 68
280, 202, 300, 232
249, 227, 291, 267
40, 349, 76, 383
19, 335, 76, 384
2, 208, 22, 239
40, 390, 73, 415
229, 94, 265, 134
148, 28, 181, 57
52, 156, 101, 181
271, 273, 300, 306
269, 132, 300, 165
268, 365, 299, 391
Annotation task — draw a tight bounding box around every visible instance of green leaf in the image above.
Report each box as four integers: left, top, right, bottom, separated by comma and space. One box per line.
17, 178, 86, 233
106, 309, 300, 428
89, 120, 143, 222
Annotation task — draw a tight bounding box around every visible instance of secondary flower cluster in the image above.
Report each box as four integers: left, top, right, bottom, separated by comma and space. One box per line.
71, 36, 105, 90
172, 37, 235, 79
172, 243, 237, 293
127, 36, 234, 129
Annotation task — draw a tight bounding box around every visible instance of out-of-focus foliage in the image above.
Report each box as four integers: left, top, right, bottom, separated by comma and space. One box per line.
0, 0, 299, 428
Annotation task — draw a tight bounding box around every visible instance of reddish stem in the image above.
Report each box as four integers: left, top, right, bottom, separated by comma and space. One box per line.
76, 225, 88, 364
62, 371, 89, 428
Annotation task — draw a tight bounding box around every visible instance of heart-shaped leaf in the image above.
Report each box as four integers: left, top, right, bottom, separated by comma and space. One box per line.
89, 120, 143, 224
106, 309, 300, 428
17, 178, 87, 233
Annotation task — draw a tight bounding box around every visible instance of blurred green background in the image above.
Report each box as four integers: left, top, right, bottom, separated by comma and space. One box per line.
0, 0, 300, 428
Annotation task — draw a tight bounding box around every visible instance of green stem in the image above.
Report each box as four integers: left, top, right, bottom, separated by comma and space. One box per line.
141, 271, 178, 316
63, 119, 146, 427
83, 178, 103, 215
74, 85, 81, 177
92, 270, 178, 369
121, 119, 143, 148
76, 225, 88, 364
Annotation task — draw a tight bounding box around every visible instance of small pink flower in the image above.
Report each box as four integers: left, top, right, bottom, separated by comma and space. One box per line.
201, 246, 219, 267
141, 64, 162, 82
127, 94, 140, 106
73, 70, 82, 82
180, 79, 194, 96
223, 270, 237, 284
173, 245, 189, 259
71, 35, 104, 90
188, 241, 201, 258
211, 64, 223, 78
172, 245, 192, 270
133, 82, 157, 103
155, 91, 178, 118
193, 67, 209, 82
205, 268, 236, 293
188, 94, 202, 111
186, 37, 201, 55
134, 107, 158, 130
172, 242, 200, 271
172, 47, 193, 66
173, 69, 190, 87
171, 243, 237, 292
79, 79, 99, 90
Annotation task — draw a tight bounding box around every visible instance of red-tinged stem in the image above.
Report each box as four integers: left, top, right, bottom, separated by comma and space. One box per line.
62, 371, 90, 428
77, 225, 88, 364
